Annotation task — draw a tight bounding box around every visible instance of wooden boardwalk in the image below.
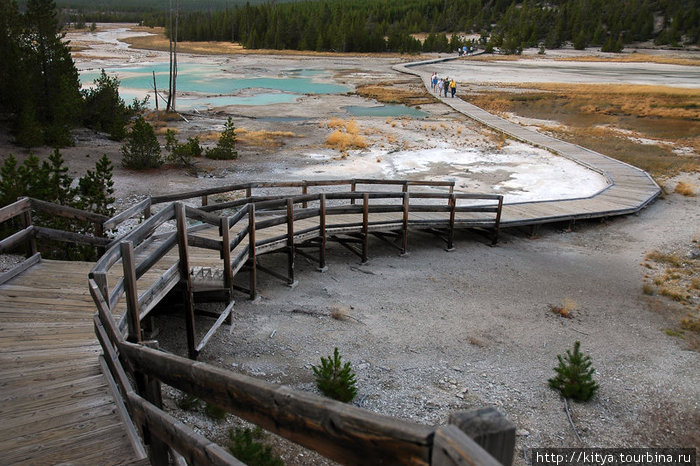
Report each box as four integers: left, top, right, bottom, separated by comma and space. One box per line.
0, 260, 146, 465
394, 57, 661, 226
0, 56, 663, 466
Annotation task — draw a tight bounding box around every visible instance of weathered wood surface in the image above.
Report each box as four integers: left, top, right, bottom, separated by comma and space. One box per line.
394, 58, 661, 224
121, 342, 435, 465
0, 260, 145, 465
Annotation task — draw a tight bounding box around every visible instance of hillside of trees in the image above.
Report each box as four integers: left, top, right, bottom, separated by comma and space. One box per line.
156, 0, 698, 54
1, 0, 146, 148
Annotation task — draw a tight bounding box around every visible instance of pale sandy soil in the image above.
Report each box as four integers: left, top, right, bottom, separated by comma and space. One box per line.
2, 24, 698, 464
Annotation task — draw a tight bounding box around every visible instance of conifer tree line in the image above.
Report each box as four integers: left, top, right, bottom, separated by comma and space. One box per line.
159, 0, 699, 53
0, 0, 146, 148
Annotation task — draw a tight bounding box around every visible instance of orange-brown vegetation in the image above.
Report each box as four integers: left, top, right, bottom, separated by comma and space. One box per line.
462, 83, 700, 178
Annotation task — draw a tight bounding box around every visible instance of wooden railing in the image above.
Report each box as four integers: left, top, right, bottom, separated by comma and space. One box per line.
0, 197, 112, 284
86, 179, 510, 465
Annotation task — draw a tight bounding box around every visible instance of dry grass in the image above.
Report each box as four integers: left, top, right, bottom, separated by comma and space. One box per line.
644, 244, 700, 348
553, 54, 700, 67
355, 83, 436, 106
462, 83, 700, 178
236, 129, 301, 148
674, 181, 696, 197
645, 251, 685, 267
549, 297, 577, 318
326, 131, 367, 151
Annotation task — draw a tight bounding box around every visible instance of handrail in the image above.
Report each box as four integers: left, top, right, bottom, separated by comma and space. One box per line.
83, 180, 509, 465
90, 270, 511, 465
151, 178, 455, 207
0, 196, 112, 284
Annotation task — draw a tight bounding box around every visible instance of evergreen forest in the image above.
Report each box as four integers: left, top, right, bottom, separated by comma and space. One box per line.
155, 0, 699, 53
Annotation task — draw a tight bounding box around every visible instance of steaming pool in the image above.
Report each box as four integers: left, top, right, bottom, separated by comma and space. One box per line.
80, 63, 425, 117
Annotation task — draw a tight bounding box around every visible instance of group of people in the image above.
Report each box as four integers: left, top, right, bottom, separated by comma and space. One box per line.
430, 73, 457, 98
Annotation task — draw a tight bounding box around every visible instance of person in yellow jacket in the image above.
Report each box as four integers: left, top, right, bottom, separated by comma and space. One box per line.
449, 79, 457, 98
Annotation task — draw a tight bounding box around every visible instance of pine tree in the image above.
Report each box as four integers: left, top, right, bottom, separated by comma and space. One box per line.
312, 347, 357, 402
121, 116, 162, 170
205, 117, 238, 160
549, 341, 599, 402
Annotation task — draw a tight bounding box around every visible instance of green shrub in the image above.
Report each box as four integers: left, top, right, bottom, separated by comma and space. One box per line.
548, 341, 599, 402
312, 347, 357, 402
205, 116, 238, 160
0, 150, 115, 260
165, 129, 201, 167
228, 427, 284, 466
121, 116, 162, 170
205, 402, 227, 421
176, 393, 200, 411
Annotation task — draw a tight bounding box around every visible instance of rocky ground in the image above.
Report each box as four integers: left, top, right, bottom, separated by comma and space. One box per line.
1, 24, 698, 465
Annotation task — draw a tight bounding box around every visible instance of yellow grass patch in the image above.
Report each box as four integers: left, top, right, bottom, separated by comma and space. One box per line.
674, 182, 696, 197
236, 129, 301, 148
644, 244, 700, 348
553, 54, 700, 67
355, 83, 436, 106
326, 130, 367, 151
462, 83, 700, 177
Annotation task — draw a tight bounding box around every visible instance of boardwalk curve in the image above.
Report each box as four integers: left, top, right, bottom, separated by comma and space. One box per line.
393, 56, 661, 226
0, 55, 664, 466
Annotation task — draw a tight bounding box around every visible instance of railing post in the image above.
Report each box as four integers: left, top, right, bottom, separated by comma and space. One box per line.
350, 180, 356, 205
319, 194, 327, 271
302, 182, 308, 208
492, 196, 503, 246
175, 203, 197, 360
91, 271, 110, 310
446, 194, 456, 251
120, 241, 141, 344
248, 204, 257, 300
19, 198, 37, 257
142, 341, 170, 466
401, 192, 409, 255
362, 193, 369, 264
448, 408, 516, 466
201, 195, 208, 207
286, 199, 296, 285
220, 217, 234, 307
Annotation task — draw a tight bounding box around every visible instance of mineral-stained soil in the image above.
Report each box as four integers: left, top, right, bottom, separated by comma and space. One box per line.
2, 23, 698, 465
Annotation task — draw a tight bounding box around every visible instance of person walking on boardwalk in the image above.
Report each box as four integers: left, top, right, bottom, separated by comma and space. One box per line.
443, 77, 449, 97
431, 72, 438, 92
450, 79, 457, 98
437, 77, 444, 95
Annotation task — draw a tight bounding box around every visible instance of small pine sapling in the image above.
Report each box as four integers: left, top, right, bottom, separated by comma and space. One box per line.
549, 341, 599, 402
205, 117, 238, 160
228, 427, 284, 466
312, 347, 357, 402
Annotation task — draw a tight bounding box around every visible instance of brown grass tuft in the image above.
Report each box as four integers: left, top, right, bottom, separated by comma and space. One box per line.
355, 82, 436, 106
674, 182, 696, 197
550, 297, 577, 318
326, 130, 367, 151
236, 129, 301, 148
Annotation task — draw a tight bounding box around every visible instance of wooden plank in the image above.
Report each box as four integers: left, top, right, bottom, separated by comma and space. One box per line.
449, 408, 515, 466
0, 197, 31, 223
0, 226, 34, 253
0, 253, 40, 285
30, 198, 108, 224
431, 425, 503, 466
121, 343, 434, 465
127, 392, 243, 466
103, 197, 151, 231
99, 355, 148, 461
195, 300, 235, 354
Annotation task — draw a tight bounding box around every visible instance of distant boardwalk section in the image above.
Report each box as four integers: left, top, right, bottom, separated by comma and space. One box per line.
394, 56, 661, 226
